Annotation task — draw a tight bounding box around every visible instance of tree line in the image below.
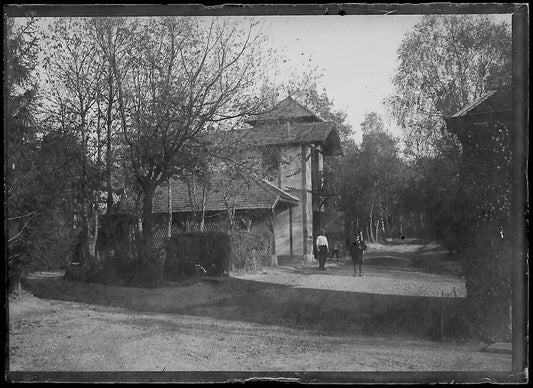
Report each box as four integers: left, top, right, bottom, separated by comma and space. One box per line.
335, 15, 511, 250
6, 14, 512, 301
5, 16, 313, 288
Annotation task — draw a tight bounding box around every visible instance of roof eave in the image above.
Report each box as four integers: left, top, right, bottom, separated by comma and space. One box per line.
271, 196, 280, 212
322, 128, 343, 156
445, 110, 513, 134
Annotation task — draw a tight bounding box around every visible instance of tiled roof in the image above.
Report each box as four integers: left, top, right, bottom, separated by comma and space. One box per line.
225, 121, 342, 156
152, 174, 298, 214
245, 96, 321, 125
137, 173, 299, 214
450, 87, 512, 118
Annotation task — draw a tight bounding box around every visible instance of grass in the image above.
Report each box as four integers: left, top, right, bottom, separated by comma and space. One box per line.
22, 274, 466, 342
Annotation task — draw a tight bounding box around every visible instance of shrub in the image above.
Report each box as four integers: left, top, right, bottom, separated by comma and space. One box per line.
462, 222, 512, 342
229, 230, 269, 273
164, 231, 231, 279
129, 249, 166, 288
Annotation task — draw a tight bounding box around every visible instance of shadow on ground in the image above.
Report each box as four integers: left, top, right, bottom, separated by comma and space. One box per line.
21, 272, 465, 342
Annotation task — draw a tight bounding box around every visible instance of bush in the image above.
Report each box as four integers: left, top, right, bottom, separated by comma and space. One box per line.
462, 222, 511, 342
229, 230, 269, 273
100, 236, 141, 283
64, 262, 87, 281
164, 231, 231, 279
129, 249, 166, 288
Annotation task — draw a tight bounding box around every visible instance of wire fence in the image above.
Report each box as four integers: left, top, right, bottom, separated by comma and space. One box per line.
439, 286, 462, 342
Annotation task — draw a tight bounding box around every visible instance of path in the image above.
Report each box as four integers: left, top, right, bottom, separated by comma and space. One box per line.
235, 259, 466, 298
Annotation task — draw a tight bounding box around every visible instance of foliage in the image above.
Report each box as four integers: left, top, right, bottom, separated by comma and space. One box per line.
338, 112, 405, 242
292, 86, 354, 144
28, 16, 280, 281
394, 133, 474, 249
6, 17, 43, 289
229, 230, 269, 273
87, 17, 274, 265
385, 14, 512, 248
385, 14, 513, 340
460, 222, 511, 341
453, 119, 512, 341
387, 15, 511, 157
40, 18, 109, 269
164, 231, 231, 278
5, 18, 39, 145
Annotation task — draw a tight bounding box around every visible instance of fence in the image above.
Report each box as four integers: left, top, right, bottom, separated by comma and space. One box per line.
438, 286, 464, 341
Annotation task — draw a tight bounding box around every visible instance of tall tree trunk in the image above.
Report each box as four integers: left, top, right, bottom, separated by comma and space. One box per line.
244, 218, 252, 232
226, 201, 236, 231
105, 70, 114, 250
199, 185, 207, 232
167, 178, 172, 238
80, 207, 99, 271
186, 176, 198, 229
368, 204, 375, 242
79, 113, 91, 267
88, 209, 99, 267
140, 179, 155, 262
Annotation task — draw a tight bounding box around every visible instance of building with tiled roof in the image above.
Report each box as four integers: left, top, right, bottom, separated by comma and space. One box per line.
444, 86, 512, 147
448, 87, 512, 120
232, 121, 342, 157
237, 96, 343, 263
244, 96, 322, 126
152, 174, 299, 214
116, 96, 343, 265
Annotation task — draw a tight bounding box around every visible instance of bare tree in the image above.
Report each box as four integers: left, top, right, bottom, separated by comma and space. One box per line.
41, 18, 106, 270
94, 17, 271, 263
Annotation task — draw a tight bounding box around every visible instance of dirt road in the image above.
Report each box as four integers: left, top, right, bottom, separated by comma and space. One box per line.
235, 259, 465, 297
9, 291, 509, 374
8, 263, 510, 377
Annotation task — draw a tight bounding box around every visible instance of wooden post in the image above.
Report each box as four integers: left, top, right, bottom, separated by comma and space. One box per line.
268, 211, 277, 266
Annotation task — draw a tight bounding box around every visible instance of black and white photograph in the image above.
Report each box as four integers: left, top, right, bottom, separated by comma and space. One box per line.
4, 3, 528, 384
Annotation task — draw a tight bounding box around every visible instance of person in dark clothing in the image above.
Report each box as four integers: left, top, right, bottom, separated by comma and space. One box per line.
350, 234, 367, 276
330, 240, 343, 261
315, 229, 329, 270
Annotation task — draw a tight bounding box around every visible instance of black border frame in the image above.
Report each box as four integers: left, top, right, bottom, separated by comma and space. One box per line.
4, 2, 528, 384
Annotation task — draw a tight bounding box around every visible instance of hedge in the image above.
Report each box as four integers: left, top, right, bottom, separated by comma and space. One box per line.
461, 222, 512, 342
164, 231, 231, 279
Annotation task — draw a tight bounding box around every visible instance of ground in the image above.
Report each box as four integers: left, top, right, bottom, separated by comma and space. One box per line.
7, 242, 511, 380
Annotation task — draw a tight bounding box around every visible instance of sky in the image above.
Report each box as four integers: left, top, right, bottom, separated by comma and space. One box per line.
260, 15, 423, 140
25, 13, 512, 143
27, 15, 421, 141
254, 14, 512, 142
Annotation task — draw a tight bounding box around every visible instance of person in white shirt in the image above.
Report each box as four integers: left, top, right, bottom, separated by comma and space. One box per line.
315, 230, 329, 270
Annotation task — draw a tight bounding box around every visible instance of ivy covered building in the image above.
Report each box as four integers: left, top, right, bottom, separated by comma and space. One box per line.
444, 86, 513, 341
